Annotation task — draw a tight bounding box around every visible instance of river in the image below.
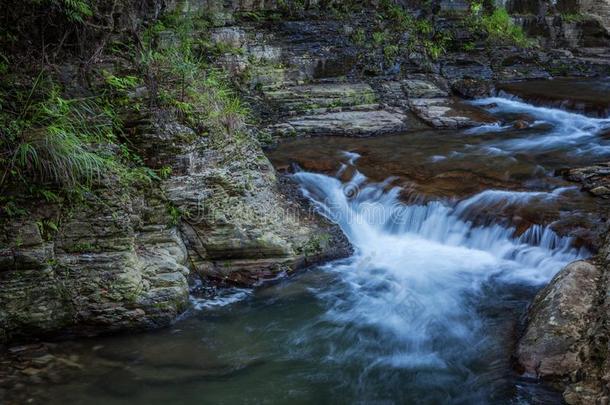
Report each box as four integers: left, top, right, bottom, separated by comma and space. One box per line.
13, 85, 610, 404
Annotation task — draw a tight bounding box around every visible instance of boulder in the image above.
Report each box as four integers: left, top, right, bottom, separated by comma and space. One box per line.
517, 235, 610, 404
516, 261, 601, 381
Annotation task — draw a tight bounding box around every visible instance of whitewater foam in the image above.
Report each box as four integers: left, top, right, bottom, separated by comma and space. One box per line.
291, 165, 585, 369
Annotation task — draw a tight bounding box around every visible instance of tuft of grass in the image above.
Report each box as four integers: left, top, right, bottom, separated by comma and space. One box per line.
561, 13, 584, 23
351, 28, 366, 45
383, 44, 400, 62
0, 78, 115, 190
479, 7, 533, 47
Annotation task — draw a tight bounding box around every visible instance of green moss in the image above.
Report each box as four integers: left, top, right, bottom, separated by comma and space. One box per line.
66, 242, 94, 253
301, 233, 331, 257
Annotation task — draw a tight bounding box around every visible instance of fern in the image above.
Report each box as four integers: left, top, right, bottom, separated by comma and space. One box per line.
56, 0, 93, 22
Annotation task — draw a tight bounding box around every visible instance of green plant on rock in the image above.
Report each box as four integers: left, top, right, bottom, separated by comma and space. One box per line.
139, 12, 250, 145
372, 31, 388, 46
462, 41, 476, 52
561, 13, 584, 23
383, 44, 400, 62
383, 2, 414, 30
482, 8, 530, 46
158, 165, 172, 179
469, 4, 533, 48
415, 19, 434, 36
372, 0, 453, 62
0, 76, 115, 191
351, 28, 366, 45
167, 203, 181, 226
39, 0, 93, 23
36, 218, 60, 240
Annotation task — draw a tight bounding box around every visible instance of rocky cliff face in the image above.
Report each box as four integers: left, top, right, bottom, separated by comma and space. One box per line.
130, 114, 351, 286
507, 0, 610, 52
0, 111, 350, 343
0, 183, 191, 342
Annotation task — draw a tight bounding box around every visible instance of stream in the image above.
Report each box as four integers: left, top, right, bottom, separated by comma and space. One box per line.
15, 87, 610, 404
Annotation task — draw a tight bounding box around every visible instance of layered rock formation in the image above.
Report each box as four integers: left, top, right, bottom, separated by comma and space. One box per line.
0, 184, 191, 342
0, 118, 350, 343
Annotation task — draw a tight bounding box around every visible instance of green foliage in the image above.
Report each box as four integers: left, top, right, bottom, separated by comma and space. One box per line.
383, 44, 400, 62
462, 41, 476, 52
36, 218, 60, 240
1, 1, 252, 218
415, 20, 434, 36
104, 73, 140, 92
351, 28, 366, 45
0, 68, 160, 217
0, 77, 115, 190
42, 0, 93, 23
383, 1, 414, 30
67, 242, 94, 252
167, 203, 181, 226
140, 12, 249, 145
366, 0, 454, 62
469, 4, 533, 47
481, 8, 530, 46
158, 165, 172, 179
18, 0, 94, 25
372, 31, 388, 46
561, 13, 584, 23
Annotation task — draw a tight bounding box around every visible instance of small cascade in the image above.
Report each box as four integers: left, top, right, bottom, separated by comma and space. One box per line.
469, 97, 610, 155
294, 167, 585, 285
289, 161, 585, 398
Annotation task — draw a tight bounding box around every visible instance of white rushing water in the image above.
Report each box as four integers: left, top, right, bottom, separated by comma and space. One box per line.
291, 160, 585, 376
468, 97, 610, 155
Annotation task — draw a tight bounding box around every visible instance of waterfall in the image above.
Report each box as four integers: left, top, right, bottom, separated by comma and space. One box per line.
290, 163, 585, 378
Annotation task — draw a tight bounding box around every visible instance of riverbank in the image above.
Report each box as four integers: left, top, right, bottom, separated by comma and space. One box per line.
1, 0, 610, 403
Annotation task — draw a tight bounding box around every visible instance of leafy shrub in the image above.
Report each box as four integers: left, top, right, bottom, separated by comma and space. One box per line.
351, 28, 366, 45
